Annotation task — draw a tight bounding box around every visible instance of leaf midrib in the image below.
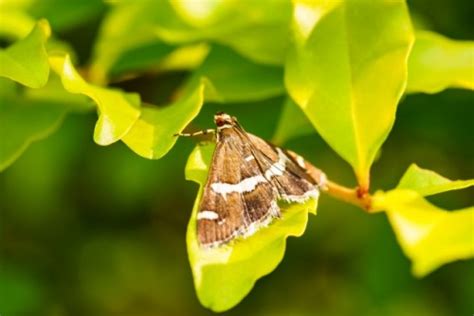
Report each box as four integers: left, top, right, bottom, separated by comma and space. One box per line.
340, 3, 364, 172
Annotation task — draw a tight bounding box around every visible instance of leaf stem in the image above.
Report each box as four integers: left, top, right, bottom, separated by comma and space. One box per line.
302, 160, 372, 211
322, 180, 372, 211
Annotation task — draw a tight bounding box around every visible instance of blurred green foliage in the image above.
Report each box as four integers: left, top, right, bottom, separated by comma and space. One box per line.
0, 0, 473, 315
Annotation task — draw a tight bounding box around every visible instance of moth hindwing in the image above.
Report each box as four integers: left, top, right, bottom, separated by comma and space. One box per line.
193, 112, 326, 247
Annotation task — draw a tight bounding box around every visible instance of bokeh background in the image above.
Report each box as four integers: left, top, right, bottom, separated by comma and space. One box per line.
1, 1, 473, 315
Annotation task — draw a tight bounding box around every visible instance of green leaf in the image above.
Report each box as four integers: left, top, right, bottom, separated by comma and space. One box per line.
374, 190, 474, 277
184, 45, 285, 103
219, 19, 290, 66
406, 31, 474, 93
92, 0, 291, 81
0, 76, 91, 171
0, 96, 63, 172
107, 42, 175, 78
49, 54, 141, 146
285, 0, 414, 187
397, 163, 474, 196
185, 144, 318, 312
155, 43, 210, 73
0, 9, 36, 39
91, 1, 208, 82
90, 1, 175, 83
373, 165, 474, 277
121, 78, 208, 159
0, 19, 51, 88
272, 98, 315, 145
154, 0, 292, 65
0, 0, 36, 40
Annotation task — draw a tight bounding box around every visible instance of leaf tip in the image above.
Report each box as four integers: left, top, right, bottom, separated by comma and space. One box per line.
37, 19, 51, 39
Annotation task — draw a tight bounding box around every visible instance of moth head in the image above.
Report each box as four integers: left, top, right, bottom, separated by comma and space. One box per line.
214, 112, 236, 128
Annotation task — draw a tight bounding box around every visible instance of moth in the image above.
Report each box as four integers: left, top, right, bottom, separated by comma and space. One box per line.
178, 112, 326, 247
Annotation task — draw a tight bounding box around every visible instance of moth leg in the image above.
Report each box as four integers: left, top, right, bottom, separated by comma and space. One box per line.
174, 129, 215, 137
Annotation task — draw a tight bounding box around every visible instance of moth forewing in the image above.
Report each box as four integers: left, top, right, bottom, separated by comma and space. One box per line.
192, 112, 326, 247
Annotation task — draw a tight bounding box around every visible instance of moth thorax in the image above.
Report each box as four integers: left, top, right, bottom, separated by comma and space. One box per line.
214, 112, 234, 129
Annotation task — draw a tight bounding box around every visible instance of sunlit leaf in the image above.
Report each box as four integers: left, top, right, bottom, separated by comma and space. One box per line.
272, 98, 315, 145
0, 0, 33, 9
373, 165, 474, 277
156, 43, 210, 72
92, 0, 291, 82
155, 0, 292, 65
397, 164, 474, 196
0, 19, 50, 88
285, 0, 414, 188
49, 54, 141, 146
90, 0, 208, 83
185, 144, 318, 312
121, 79, 208, 159
406, 31, 474, 94
0, 9, 36, 39
184, 45, 285, 103
45, 38, 79, 64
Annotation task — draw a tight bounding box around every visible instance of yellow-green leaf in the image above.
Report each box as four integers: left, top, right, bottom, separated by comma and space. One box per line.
406, 31, 474, 94
0, 20, 50, 88
185, 144, 318, 312
156, 43, 210, 73
121, 79, 208, 159
285, 0, 414, 187
155, 0, 291, 65
92, 0, 291, 82
397, 164, 474, 196
49, 54, 141, 146
373, 189, 474, 277
373, 165, 474, 277
0, 9, 35, 39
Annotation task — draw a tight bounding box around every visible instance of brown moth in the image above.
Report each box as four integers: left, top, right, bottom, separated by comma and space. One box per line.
179, 112, 326, 247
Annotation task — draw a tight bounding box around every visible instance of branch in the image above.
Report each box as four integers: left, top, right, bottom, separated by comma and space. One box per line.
322, 180, 372, 211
